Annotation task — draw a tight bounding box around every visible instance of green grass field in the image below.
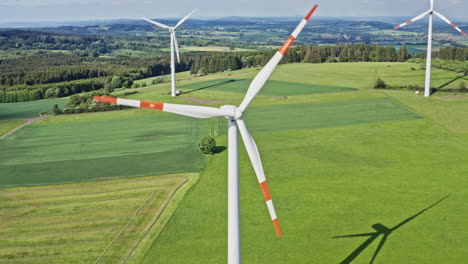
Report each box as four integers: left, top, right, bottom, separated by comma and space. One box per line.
141, 91, 468, 264
0, 98, 67, 121
177, 78, 356, 96
0, 173, 198, 263
1, 62, 467, 263
0, 112, 209, 187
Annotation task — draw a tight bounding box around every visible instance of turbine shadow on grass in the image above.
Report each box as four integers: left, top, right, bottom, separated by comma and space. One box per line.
333, 195, 449, 264
183, 79, 242, 94
431, 75, 466, 95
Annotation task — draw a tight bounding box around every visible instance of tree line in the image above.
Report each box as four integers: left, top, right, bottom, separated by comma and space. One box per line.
191, 44, 412, 74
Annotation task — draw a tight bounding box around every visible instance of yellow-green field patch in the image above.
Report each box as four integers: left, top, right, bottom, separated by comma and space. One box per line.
0, 173, 198, 263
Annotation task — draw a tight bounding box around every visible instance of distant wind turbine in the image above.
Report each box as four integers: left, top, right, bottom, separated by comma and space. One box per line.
143, 9, 198, 97
95, 4, 319, 263
393, 0, 466, 97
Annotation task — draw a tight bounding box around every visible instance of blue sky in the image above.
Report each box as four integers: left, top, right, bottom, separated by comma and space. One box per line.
0, 0, 466, 22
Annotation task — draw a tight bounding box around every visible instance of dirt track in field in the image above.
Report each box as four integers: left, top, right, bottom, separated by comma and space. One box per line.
0, 116, 51, 139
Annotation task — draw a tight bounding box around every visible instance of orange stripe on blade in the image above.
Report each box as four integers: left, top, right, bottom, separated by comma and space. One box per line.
304, 4, 318, 21
260, 181, 272, 201
140, 101, 164, 111
94, 96, 117, 104
273, 219, 281, 237
405, 20, 413, 24
278, 36, 296, 55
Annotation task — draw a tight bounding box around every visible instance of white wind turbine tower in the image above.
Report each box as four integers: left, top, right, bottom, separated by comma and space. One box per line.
393, 0, 466, 98
95, 4, 318, 263
143, 9, 198, 97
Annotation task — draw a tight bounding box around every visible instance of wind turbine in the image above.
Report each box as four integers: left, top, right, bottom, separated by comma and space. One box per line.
95, 4, 318, 263
393, 0, 466, 98
143, 9, 198, 97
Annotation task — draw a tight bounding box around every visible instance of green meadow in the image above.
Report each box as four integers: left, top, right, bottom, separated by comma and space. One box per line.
0, 112, 208, 187
0, 98, 67, 121
1, 62, 467, 263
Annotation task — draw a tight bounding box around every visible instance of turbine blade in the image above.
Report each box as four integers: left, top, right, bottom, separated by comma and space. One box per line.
174, 8, 198, 29
430, 0, 434, 10
394, 10, 431, 30
173, 33, 181, 63
238, 4, 318, 112
433, 11, 467, 35
93, 96, 235, 119
142, 17, 171, 29
236, 119, 281, 237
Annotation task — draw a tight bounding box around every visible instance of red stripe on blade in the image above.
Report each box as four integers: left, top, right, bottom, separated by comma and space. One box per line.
405, 20, 413, 24
278, 36, 296, 55
450, 23, 456, 28
94, 96, 117, 104
394, 26, 401, 30
273, 219, 281, 237
260, 181, 272, 201
140, 101, 164, 111
304, 4, 318, 21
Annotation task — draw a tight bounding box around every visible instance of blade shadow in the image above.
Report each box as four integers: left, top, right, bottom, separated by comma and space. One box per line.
333, 195, 449, 264
183, 79, 241, 94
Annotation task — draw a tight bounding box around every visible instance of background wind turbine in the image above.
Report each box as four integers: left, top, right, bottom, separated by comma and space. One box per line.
143, 9, 198, 97
95, 4, 318, 263
393, 0, 466, 98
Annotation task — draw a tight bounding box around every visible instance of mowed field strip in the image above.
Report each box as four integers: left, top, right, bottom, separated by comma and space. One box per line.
0, 173, 198, 263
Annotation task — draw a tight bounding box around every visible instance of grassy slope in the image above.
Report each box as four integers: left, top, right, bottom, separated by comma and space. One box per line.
0, 98, 67, 121
0, 173, 198, 263
0, 120, 26, 136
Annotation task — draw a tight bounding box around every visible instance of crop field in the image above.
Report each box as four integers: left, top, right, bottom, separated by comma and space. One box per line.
1, 62, 467, 263
0, 98, 67, 120
0, 173, 198, 263
0, 112, 208, 187
0, 120, 26, 136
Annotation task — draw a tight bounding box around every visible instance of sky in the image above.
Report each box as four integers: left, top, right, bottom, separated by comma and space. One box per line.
0, 0, 466, 23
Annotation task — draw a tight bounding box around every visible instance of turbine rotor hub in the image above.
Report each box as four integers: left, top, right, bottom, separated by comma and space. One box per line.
221, 105, 243, 120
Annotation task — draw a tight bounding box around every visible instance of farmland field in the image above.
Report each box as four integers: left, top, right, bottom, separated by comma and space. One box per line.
0, 98, 68, 121
0, 120, 26, 137
0, 111, 208, 187
1, 62, 467, 263
0, 173, 198, 263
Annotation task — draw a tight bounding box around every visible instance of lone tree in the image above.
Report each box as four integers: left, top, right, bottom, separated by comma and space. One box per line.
52, 104, 61, 115
197, 136, 217, 155
374, 78, 387, 89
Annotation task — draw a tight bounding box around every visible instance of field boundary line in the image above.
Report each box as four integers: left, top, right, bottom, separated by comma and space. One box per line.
94, 186, 159, 264
122, 178, 189, 263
